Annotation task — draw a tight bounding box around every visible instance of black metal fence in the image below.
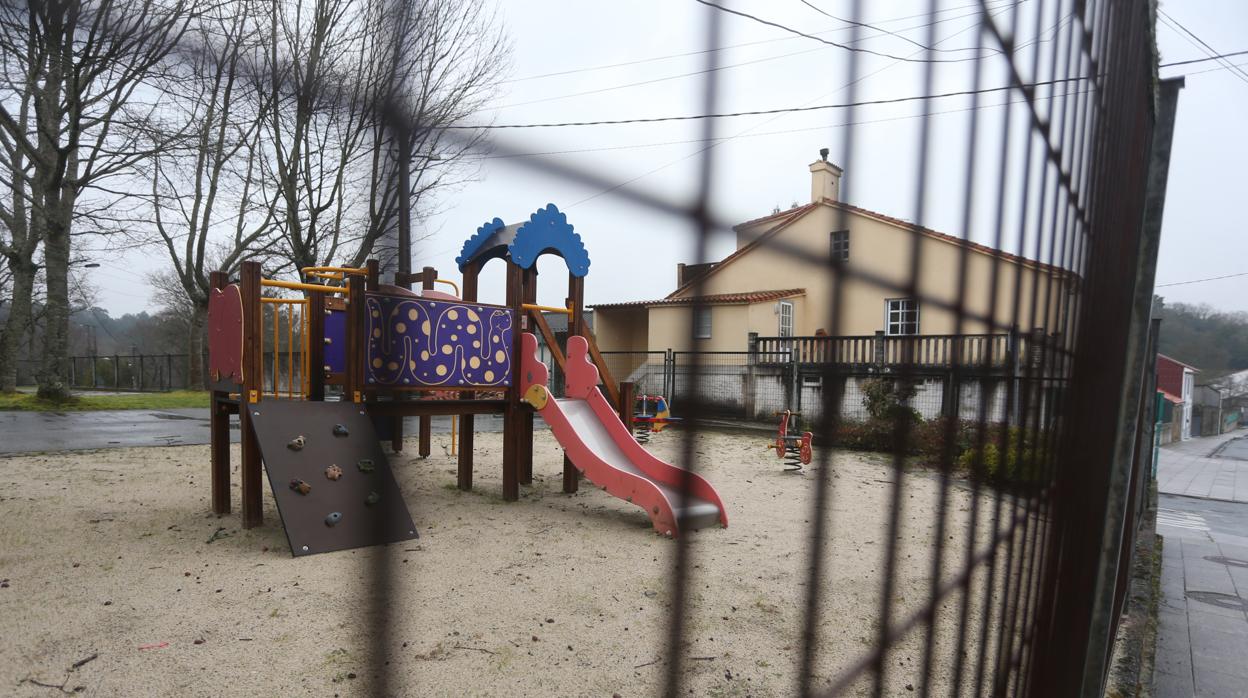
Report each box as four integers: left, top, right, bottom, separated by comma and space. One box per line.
14, 352, 303, 394
55, 0, 1174, 694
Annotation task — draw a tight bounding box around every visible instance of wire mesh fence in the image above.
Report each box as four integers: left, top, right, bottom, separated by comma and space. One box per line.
32, 0, 1174, 694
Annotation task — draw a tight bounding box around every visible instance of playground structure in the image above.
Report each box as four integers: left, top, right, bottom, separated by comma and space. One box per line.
207, 204, 727, 553
767, 410, 813, 472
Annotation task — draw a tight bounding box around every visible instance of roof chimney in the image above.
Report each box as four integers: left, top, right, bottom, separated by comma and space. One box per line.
809, 151, 842, 203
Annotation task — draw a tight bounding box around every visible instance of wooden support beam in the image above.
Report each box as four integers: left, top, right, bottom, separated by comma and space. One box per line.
458, 261, 479, 491
581, 327, 621, 410
564, 273, 585, 493
619, 381, 635, 437
418, 266, 437, 459
364, 400, 508, 416
209, 270, 231, 516
502, 263, 523, 501
239, 261, 264, 528
519, 267, 537, 485
530, 309, 566, 371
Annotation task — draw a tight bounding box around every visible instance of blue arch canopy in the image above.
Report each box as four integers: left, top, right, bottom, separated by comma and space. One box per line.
455, 204, 590, 277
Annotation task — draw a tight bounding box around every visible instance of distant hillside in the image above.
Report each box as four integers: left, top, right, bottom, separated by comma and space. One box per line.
1155, 298, 1248, 378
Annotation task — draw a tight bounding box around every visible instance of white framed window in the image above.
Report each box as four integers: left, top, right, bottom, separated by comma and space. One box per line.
885, 298, 919, 335
778, 300, 794, 337
693, 306, 712, 339
829, 230, 849, 263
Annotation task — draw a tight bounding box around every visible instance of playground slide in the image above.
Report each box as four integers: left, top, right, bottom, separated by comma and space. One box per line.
520, 333, 728, 537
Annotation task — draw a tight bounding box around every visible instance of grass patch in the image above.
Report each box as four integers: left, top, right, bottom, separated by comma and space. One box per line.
0, 390, 210, 411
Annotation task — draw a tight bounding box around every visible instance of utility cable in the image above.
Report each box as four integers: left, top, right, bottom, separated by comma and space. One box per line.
446, 50, 1248, 130
691, 0, 996, 64
499, 0, 1020, 84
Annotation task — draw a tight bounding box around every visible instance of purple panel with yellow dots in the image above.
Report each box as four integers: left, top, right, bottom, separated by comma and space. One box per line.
363, 293, 514, 388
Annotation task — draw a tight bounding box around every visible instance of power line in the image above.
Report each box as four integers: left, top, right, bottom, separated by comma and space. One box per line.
563, 1, 1009, 207
478, 90, 1091, 160
691, 0, 995, 64
795, 0, 995, 54
498, 0, 1019, 84
488, 5, 1014, 112
1158, 9, 1248, 86
1159, 49, 1248, 69
452, 78, 1084, 130
449, 50, 1248, 131
1156, 271, 1248, 289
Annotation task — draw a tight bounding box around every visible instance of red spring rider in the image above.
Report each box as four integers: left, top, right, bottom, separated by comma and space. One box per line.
768, 410, 812, 472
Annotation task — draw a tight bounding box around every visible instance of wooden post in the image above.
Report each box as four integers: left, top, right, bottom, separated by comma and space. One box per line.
346, 274, 366, 401
519, 267, 537, 485
619, 381, 635, 437
209, 270, 231, 516
308, 290, 325, 401
366, 259, 380, 291
457, 261, 479, 491
502, 263, 523, 501
239, 261, 264, 528
416, 266, 437, 458
564, 273, 586, 493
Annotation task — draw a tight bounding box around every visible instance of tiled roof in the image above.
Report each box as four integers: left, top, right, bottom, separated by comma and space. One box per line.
665, 199, 1071, 300
731, 202, 817, 231
592, 288, 804, 310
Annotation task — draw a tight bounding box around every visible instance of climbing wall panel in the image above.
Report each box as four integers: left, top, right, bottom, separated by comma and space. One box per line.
246, 400, 418, 557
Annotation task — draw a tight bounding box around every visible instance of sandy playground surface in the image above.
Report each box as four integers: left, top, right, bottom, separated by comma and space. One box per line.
0, 426, 1022, 696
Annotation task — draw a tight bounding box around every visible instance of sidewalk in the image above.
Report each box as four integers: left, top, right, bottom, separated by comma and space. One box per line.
1157, 429, 1248, 503
1155, 495, 1248, 697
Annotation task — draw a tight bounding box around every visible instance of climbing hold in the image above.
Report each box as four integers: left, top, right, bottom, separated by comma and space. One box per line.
287, 435, 306, 451
325, 464, 343, 480
324, 512, 342, 527
357, 459, 375, 474
365, 491, 380, 507
289, 479, 311, 495
332, 424, 349, 437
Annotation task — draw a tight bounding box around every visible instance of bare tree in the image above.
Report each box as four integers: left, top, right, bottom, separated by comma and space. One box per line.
143, 1, 280, 388
0, 0, 194, 400
252, 0, 508, 275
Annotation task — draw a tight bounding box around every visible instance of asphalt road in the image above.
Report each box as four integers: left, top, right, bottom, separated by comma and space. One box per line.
1216, 435, 1248, 462
0, 409, 503, 454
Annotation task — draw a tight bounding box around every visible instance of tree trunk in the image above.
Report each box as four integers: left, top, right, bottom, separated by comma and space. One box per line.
188, 301, 207, 390
37, 206, 72, 401
0, 260, 37, 392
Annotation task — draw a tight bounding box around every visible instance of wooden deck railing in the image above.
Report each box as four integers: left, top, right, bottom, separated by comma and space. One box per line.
753, 331, 1064, 371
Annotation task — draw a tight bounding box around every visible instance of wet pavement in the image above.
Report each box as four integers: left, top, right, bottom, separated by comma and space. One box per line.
1157, 430, 1248, 503
1155, 494, 1248, 697
0, 409, 502, 455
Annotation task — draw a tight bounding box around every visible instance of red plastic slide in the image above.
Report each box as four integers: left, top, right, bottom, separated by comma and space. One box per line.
519, 333, 728, 537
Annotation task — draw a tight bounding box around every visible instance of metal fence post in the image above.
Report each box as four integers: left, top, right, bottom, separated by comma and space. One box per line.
873, 330, 886, 368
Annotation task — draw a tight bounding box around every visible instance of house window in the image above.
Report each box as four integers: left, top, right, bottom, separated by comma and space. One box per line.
885, 298, 919, 335
693, 306, 712, 339
830, 230, 850, 263
778, 301, 794, 337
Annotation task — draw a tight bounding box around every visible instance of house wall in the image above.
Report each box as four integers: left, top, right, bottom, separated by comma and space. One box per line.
1155, 356, 1187, 396
644, 304, 755, 353
593, 307, 649, 353
678, 204, 1070, 349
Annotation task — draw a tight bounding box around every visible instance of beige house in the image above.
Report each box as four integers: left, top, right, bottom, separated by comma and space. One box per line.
593, 157, 1074, 353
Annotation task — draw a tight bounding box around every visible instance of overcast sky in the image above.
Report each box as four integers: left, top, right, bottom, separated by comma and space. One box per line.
87, 0, 1248, 317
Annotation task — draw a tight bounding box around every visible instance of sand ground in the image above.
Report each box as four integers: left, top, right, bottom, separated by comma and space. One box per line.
0, 426, 1025, 696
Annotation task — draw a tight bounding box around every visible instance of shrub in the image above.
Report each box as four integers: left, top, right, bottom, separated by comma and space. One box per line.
955, 428, 1049, 488
861, 377, 921, 424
